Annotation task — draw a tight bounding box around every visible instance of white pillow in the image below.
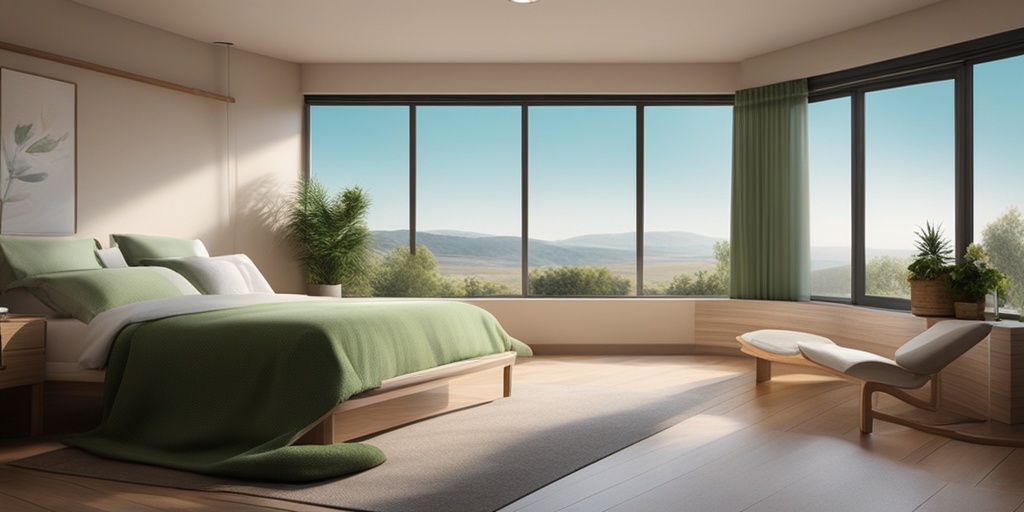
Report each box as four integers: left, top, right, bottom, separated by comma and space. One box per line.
212, 254, 274, 294
95, 247, 129, 268
141, 254, 273, 295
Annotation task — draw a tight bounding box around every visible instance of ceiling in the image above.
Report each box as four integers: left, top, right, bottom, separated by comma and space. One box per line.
69, 0, 945, 64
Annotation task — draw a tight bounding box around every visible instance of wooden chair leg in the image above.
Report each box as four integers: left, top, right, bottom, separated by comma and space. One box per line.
755, 358, 772, 383
860, 382, 875, 434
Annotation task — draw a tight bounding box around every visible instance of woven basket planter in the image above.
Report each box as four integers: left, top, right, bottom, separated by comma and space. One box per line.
954, 300, 987, 320
909, 278, 955, 317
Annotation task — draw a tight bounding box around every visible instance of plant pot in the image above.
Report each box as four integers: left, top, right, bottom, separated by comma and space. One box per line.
909, 278, 955, 317
954, 300, 986, 320
306, 284, 342, 298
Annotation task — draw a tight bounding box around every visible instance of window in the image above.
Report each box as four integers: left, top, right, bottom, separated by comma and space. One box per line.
863, 80, 955, 300
644, 106, 732, 296
417, 106, 521, 296
527, 106, 636, 296
974, 54, 1024, 315
807, 28, 1024, 315
308, 106, 409, 296
307, 97, 732, 298
808, 97, 852, 298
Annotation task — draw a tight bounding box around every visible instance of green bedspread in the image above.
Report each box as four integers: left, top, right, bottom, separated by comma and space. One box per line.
63, 300, 531, 482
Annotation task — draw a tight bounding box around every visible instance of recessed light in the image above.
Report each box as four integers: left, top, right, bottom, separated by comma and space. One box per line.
509, 0, 539, 4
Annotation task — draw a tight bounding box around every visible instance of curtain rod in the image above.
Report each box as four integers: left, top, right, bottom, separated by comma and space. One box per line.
0, 40, 235, 103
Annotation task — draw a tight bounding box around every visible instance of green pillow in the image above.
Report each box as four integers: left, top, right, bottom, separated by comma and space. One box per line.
111, 234, 209, 266
11, 267, 200, 323
0, 237, 102, 290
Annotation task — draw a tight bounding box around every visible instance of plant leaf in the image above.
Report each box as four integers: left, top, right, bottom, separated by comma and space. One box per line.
14, 172, 48, 183
3, 192, 29, 203
14, 124, 33, 146
25, 133, 68, 154
8, 160, 31, 176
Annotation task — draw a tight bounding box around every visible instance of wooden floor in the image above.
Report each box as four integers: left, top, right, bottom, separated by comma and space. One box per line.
3, 355, 1024, 511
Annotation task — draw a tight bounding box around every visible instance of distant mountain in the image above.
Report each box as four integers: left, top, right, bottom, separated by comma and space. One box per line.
810, 246, 916, 270
558, 231, 723, 258
372, 230, 917, 271
371, 230, 723, 268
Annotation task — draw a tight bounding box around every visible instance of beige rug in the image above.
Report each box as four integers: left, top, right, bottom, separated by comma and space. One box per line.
14, 375, 746, 512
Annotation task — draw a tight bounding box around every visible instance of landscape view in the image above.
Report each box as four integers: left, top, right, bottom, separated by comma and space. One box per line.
356, 228, 893, 298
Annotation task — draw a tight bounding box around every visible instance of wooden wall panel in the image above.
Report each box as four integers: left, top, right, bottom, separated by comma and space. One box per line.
990, 323, 1024, 424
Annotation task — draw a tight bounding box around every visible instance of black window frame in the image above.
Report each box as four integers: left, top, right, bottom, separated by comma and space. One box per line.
304, 95, 734, 298
807, 27, 1024, 311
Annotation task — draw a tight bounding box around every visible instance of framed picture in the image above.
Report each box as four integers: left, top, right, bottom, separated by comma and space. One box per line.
0, 68, 77, 235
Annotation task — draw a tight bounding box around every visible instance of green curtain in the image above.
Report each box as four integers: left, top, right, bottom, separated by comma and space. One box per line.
730, 79, 810, 301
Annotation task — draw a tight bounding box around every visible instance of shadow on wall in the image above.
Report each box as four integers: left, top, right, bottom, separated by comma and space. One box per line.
235, 175, 303, 292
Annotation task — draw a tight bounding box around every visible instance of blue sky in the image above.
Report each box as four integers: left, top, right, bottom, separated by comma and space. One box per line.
310, 104, 732, 242
810, 53, 1023, 254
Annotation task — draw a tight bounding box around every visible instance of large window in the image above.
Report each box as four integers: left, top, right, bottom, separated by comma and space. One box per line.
808, 28, 1024, 314
307, 97, 733, 297
528, 106, 636, 296
863, 80, 955, 300
808, 97, 852, 298
974, 54, 1024, 315
417, 106, 521, 296
644, 106, 732, 296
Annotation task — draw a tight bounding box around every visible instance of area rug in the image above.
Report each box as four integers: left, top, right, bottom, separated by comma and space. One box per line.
13, 374, 746, 512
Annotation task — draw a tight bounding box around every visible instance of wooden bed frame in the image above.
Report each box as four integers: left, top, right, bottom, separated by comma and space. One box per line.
291, 350, 517, 445
46, 350, 517, 445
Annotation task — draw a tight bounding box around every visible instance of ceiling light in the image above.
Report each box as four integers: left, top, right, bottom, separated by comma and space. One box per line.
509, 0, 539, 4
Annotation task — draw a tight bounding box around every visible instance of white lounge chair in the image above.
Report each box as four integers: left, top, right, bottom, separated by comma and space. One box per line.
737, 321, 1021, 446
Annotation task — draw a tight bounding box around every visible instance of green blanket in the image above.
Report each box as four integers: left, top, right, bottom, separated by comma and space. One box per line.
63, 300, 531, 482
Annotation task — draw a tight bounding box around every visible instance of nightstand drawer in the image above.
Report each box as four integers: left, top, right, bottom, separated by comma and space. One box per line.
0, 347, 44, 388
1, 320, 45, 351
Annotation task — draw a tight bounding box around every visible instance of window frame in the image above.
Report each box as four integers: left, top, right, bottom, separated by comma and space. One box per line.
305, 95, 734, 298
807, 28, 1024, 311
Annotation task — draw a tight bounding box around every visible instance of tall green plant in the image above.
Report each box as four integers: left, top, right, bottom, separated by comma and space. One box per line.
287, 177, 372, 287
907, 221, 953, 281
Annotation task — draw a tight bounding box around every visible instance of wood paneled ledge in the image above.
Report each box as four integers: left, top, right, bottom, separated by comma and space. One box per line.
0, 41, 235, 103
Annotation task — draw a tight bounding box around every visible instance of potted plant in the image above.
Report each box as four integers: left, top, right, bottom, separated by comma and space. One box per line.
286, 176, 372, 297
907, 222, 955, 317
947, 243, 1008, 320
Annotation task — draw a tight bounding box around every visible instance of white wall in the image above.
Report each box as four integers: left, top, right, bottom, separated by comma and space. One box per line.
0, 0, 305, 292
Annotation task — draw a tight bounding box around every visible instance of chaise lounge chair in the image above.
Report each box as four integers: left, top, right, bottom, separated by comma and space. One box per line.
736, 320, 1024, 446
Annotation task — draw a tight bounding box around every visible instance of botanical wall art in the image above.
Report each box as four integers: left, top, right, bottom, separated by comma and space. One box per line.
0, 68, 76, 235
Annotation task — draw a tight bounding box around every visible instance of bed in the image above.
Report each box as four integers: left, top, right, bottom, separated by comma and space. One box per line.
0, 234, 530, 482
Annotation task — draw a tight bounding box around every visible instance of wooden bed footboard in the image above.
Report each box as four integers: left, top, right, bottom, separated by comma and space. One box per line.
291, 351, 517, 445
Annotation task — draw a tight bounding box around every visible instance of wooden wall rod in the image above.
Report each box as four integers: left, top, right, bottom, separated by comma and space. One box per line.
0, 40, 235, 103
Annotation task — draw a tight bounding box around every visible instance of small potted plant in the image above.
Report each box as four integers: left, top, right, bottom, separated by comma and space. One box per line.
907, 222, 955, 317
947, 243, 1008, 320
286, 176, 372, 297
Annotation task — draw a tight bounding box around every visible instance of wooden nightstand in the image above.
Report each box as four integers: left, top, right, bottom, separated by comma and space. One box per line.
0, 316, 46, 436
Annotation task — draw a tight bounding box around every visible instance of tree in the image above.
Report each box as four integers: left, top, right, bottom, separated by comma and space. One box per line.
372, 245, 444, 297
462, 276, 515, 297
662, 240, 731, 296
864, 255, 911, 299
982, 206, 1024, 311
529, 266, 632, 296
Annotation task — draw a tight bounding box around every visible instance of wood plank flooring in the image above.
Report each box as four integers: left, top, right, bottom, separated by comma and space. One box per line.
2, 355, 1024, 511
